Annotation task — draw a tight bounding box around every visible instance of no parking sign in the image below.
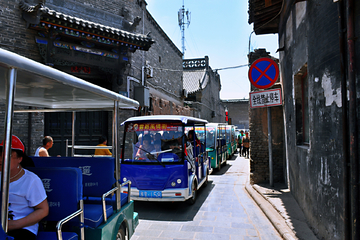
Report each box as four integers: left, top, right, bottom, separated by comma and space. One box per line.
248, 58, 279, 89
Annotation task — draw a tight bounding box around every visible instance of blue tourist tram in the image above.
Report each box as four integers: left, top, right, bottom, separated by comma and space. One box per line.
0, 48, 138, 240
226, 125, 237, 158
204, 123, 227, 171
120, 115, 210, 204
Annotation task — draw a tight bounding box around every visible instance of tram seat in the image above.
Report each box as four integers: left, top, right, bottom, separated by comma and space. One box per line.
32, 157, 117, 228
29, 167, 83, 240
85, 192, 128, 207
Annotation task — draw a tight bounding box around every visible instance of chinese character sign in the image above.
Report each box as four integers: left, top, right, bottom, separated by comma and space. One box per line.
250, 89, 282, 108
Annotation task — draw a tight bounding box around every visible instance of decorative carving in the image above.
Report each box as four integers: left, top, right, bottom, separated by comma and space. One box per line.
183, 59, 206, 69
19, 0, 46, 25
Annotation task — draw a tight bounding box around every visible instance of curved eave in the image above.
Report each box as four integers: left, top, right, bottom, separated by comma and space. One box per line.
22, 5, 154, 50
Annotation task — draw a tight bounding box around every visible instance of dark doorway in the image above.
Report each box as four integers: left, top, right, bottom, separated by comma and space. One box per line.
45, 111, 110, 157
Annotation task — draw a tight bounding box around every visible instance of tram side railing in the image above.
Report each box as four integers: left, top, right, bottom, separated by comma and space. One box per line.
65, 139, 112, 157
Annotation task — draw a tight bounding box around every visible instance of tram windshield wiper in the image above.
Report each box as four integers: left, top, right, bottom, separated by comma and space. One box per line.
146, 149, 172, 167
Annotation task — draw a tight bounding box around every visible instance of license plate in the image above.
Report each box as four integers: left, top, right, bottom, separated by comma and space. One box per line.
139, 190, 162, 198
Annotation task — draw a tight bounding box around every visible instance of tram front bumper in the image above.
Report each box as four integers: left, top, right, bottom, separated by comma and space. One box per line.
122, 187, 191, 202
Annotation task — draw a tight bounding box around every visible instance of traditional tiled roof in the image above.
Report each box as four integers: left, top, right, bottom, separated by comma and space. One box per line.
248, 0, 282, 34
183, 69, 209, 94
20, 1, 154, 50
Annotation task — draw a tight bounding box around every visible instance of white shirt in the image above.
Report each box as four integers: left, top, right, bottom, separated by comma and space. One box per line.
34, 147, 46, 157
1, 169, 47, 235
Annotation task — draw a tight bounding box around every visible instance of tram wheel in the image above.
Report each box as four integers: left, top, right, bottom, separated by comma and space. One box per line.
187, 181, 197, 205
116, 225, 126, 240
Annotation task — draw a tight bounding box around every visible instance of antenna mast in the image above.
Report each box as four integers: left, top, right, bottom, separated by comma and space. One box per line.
178, 0, 190, 58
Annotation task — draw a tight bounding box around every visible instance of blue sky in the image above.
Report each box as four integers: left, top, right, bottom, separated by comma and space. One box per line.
146, 0, 279, 99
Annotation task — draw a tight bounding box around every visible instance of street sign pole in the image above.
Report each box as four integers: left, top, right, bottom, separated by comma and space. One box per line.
267, 107, 273, 187
248, 58, 280, 187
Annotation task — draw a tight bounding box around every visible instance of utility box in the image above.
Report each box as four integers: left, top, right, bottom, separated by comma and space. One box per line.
134, 86, 150, 107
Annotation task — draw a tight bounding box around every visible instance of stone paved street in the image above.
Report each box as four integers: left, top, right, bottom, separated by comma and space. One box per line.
131, 154, 282, 240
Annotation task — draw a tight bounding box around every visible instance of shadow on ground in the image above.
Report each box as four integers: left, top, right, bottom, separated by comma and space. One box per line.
255, 183, 319, 240
134, 180, 215, 221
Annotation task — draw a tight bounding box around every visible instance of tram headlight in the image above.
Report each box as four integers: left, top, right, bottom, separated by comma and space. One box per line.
123, 177, 127, 182
177, 179, 182, 184
171, 182, 176, 187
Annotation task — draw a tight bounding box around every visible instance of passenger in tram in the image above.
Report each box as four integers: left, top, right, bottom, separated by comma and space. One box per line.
150, 140, 162, 158
135, 134, 154, 159
94, 136, 112, 156
154, 132, 162, 143
0, 136, 49, 240
133, 134, 143, 157
187, 130, 201, 146
34, 136, 54, 157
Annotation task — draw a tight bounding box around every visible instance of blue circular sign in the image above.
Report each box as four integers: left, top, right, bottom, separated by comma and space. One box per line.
248, 58, 279, 89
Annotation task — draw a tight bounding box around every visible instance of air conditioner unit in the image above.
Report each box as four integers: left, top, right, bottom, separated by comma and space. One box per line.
134, 86, 150, 107
145, 66, 153, 78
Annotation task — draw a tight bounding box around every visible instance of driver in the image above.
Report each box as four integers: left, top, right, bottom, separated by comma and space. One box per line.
135, 134, 154, 159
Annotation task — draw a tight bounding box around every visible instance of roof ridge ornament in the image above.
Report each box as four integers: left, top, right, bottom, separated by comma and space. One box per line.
19, 0, 46, 25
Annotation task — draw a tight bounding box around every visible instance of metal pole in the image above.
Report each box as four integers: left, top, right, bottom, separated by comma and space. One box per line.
113, 101, 120, 210
267, 107, 273, 187
1, 68, 17, 231
71, 112, 75, 157
337, 0, 350, 238
346, 0, 359, 238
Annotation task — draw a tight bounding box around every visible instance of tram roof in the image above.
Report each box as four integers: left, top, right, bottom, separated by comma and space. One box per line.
0, 48, 139, 111
122, 115, 208, 125
206, 123, 228, 127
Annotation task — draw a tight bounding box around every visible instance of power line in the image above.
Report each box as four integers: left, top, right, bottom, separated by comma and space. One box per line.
215, 64, 249, 71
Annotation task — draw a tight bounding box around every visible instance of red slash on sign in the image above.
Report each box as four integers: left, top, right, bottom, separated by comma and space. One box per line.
248, 58, 279, 89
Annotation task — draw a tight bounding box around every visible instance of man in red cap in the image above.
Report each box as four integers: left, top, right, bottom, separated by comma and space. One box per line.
0, 135, 49, 239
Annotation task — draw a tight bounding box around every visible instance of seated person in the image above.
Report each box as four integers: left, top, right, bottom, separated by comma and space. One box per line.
154, 133, 162, 142
0, 136, 49, 240
94, 136, 112, 156
151, 140, 162, 153
187, 130, 201, 146
149, 140, 162, 159
135, 134, 154, 159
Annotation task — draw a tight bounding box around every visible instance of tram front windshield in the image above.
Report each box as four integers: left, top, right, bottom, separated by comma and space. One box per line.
205, 127, 215, 149
123, 122, 185, 164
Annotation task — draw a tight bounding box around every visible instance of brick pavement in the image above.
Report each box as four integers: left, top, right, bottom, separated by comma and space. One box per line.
131, 154, 282, 240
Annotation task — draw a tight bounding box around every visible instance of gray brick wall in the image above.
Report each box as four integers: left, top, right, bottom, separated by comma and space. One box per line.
221, 100, 249, 129
0, 0, 184, 153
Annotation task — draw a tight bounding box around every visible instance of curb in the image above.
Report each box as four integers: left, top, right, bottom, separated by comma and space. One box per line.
245, 183, 298, 240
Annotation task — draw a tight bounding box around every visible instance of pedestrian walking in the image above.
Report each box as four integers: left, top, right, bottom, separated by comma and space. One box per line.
237, 130, 245, 156
242, 132, 250, 158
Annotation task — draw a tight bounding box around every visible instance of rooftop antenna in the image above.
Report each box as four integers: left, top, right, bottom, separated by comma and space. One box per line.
178, 0, 190, 58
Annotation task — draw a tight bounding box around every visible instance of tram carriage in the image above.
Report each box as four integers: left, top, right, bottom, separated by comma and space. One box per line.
226, 125, 237, 158
0, 48, 139, 240
120, 115, 210, 204
205, 123, 227, 171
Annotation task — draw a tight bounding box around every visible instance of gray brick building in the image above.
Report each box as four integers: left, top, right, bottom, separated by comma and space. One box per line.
249, 0, 360, 239
220, 99, 249, 130
0, 0, 187, 157
183, 56, 225, 122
